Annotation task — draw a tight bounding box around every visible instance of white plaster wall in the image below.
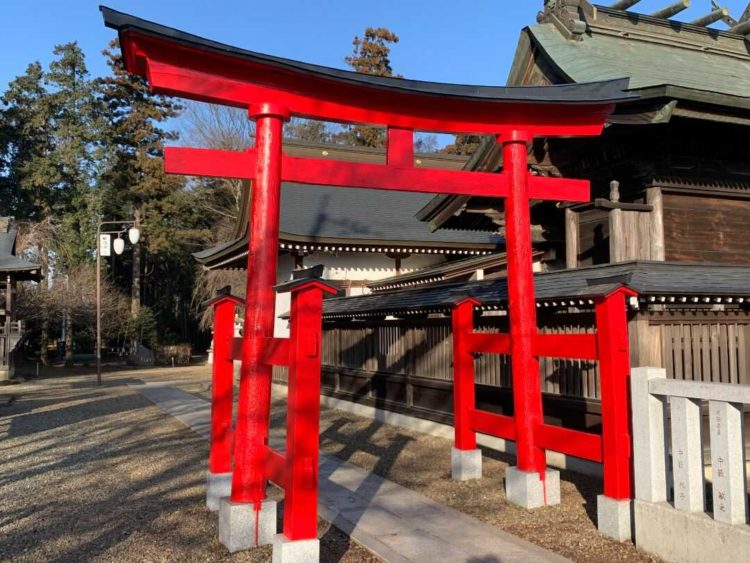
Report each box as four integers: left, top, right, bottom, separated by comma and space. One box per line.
318, 252, 444, 281
274, 254, 295, 337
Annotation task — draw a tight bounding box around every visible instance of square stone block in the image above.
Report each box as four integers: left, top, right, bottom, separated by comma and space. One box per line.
597, 495, 632, 541
505, 466, 560, 509
219, 498, 277, 552
451, 447, 483, 481
272, 534, 319, 563
206, 471, 232, 512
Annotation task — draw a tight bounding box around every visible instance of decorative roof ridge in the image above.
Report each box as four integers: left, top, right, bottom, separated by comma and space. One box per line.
648, 175, 750, 191
539, 2, 750, 59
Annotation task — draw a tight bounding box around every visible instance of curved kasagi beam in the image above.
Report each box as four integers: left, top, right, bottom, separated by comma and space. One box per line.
100, 6, 637, 136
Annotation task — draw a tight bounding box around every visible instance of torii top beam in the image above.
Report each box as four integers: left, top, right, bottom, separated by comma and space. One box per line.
101, 7, 635, 137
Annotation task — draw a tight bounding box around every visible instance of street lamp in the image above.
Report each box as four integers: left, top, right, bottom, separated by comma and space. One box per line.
113, 234, 125, 256
96, 219, 140, 386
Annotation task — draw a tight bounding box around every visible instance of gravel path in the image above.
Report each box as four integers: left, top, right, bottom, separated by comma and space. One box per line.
0, 368, 377, 563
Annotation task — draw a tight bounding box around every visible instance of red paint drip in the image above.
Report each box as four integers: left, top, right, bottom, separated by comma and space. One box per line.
253, 500, 261, 546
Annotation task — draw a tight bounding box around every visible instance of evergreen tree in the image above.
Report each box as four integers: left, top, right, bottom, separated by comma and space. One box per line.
440, 135, 483, 156
44, 42, 100, 267
0, 62, 53, 220
334, 28, 400, 148
284, 118, 331, 144
345, 28, 400, 77
97, 39, 184, 340
44, 42, 101, 365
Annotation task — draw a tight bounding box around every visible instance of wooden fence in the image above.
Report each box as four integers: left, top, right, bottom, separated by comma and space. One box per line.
322, 312, 601, 400
1, 320, 23, 370
656, 321, 749, 385
319, 312, 750, 402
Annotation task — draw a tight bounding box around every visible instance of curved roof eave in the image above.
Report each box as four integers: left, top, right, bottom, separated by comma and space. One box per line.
101, 6, 636, 106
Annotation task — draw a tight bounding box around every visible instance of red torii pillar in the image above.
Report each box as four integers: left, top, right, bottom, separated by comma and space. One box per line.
203, 289, 243, 511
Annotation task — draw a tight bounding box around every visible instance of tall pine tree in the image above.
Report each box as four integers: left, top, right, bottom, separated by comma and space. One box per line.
334, 28, 400, 148
0, 62, 54, 220
97, 39, 186, 345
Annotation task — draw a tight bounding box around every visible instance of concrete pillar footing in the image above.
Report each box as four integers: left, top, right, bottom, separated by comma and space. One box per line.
451, 447, 483, 481
505, 466, 560, 509
272, 534, 319, 562
206, 471, 232, 512
597, 495, 633, 541
219, 498, 277, 552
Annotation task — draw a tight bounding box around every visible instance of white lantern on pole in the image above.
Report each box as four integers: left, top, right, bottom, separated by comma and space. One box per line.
128, 226, 140, 245
113, 235, 125, 255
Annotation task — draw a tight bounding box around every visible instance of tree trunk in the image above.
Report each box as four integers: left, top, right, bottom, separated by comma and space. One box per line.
64, 310, 73, 367
38, 245, 49, 366
131, 208, 142, 319
130, 209, 142, 354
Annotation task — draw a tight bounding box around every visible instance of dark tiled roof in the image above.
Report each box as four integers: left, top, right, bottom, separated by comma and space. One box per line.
278, 183, 501, 245
194, 183, 504, 265
323, 261, 750, 318
0, 232, 40, 277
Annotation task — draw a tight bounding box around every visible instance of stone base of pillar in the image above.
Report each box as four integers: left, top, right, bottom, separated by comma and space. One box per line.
206, 471, 232, 512
505, 466, 560, 509
597, 495, 632, 541
272, 534, 319, 563
451, 447, 483, 481
219, 498, 277, 552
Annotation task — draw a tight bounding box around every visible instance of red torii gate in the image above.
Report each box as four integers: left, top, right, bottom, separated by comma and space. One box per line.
102, 6, 636, 558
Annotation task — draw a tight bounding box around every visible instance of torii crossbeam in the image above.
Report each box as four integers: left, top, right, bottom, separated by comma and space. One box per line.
102, 6, 636, 559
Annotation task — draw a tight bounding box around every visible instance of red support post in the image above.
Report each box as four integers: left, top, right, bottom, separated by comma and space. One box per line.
282, 284, 327, 540
452, 298, 479, 451
502, 131, 546, 476
231, 103, 289, 505
209, 298, 237, 474
595, 288, 636, 500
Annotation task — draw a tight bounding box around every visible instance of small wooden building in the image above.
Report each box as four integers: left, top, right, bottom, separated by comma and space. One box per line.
0, 218, 40, 382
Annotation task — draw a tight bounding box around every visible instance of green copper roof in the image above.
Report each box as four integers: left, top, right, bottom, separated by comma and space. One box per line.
528, 22, 750, 100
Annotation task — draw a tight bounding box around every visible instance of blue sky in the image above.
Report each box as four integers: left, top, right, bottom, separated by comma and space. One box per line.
3, 0, 748, 94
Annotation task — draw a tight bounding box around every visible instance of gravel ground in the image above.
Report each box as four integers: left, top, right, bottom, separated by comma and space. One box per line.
180, 372, 659, 563
0, 367, 377, 563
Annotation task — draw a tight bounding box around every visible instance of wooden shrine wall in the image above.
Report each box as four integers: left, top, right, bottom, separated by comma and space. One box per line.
663, 192, 750, 264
